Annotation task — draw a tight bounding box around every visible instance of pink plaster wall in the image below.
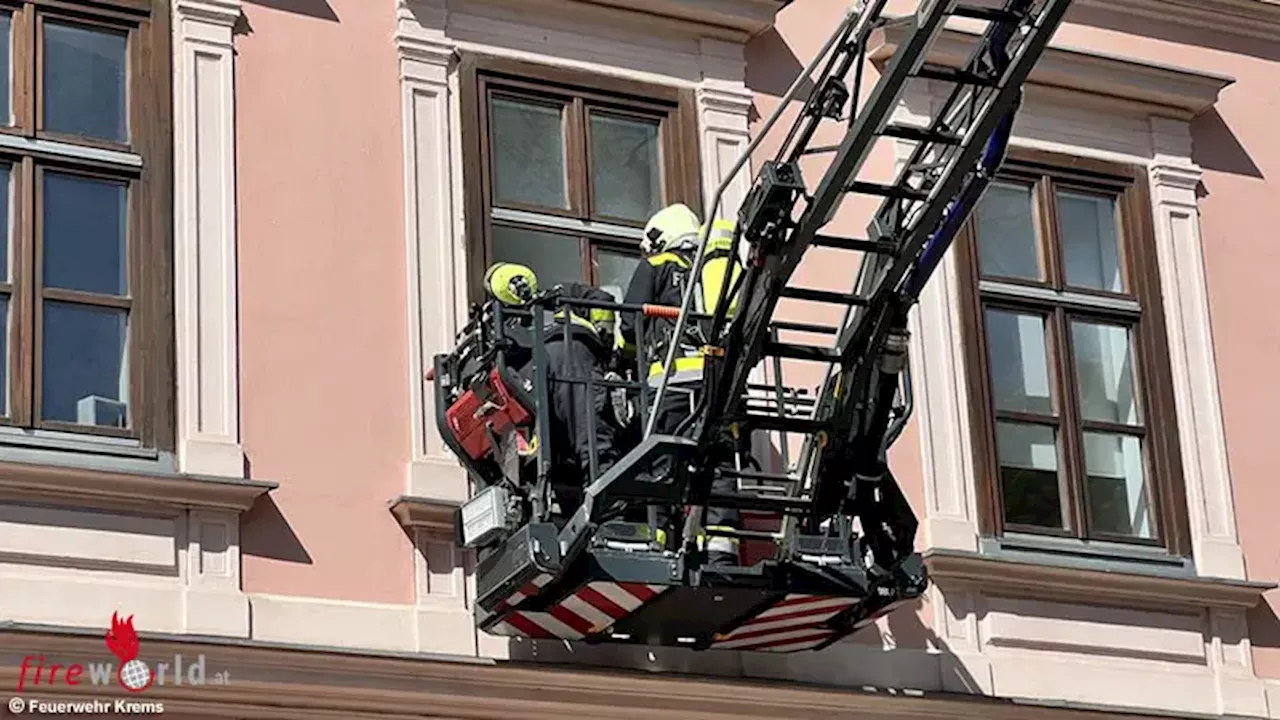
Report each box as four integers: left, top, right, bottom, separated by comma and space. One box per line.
234, 0, 415, 604
747, 0, 1280, 672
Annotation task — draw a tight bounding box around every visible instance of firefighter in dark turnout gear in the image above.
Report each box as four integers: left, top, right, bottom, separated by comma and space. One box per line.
619, 204, 744, 565
486, 263, 625, 489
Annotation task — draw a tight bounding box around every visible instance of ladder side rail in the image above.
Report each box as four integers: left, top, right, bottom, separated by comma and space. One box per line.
771, 0, 892, 175
807, 0, 1075, 543
838, 3, 1023, 354
834, 0, 1070, 372
643, 3, 868, 440
699, 1, 961, 448
689, 5, 889, 443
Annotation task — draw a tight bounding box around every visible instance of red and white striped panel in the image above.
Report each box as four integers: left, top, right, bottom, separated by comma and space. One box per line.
491, 572, 555, 615
488, 581, 668, 640
711, 593, 858, 653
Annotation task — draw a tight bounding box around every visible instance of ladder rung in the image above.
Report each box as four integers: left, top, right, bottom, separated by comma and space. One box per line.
780, 286, 870, 306
913, 63, 996, 87
800, 144, 842, 156
845, 180, 930, 202
707, 492, 811, 514
744, 403, 815, 416
745, 383, 811, 396
764, 340, 840, 362
745, 393, 816, 407
705, 526, 787, 541
720, 467, 797, 483
811, 234, 898, 255
881, 123, 963, 145
744, 414, 828, 434
951, 4, 1025, 23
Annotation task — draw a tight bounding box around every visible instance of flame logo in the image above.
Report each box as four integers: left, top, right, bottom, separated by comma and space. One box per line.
105, 613, 153, 692
105, 612, 140, 662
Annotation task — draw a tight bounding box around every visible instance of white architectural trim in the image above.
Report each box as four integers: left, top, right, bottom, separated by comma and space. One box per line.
870, 22, 1235, 122
143, 588, 1266, 718
397, 0, 471, 503
172, 0, 246, 478
1075, 0, 1280, 44
894, 59, 1245, 580
0, 504, 249, 637
1266, 679, 1280, 719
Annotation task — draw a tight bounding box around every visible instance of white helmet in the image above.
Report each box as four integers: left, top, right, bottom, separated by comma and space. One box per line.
642, 203, 701, 255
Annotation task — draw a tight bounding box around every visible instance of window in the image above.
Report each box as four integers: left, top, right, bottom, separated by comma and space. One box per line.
460, 56, 702, 301
957, 151, 1189, 555
0, 0, 172, 451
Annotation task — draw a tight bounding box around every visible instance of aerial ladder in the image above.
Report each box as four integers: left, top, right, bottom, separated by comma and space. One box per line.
432, 0, 1074, 653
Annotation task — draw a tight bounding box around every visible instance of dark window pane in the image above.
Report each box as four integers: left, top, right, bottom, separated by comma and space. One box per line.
43, 21, 128, 143
984, 308, 1054, 415
1071, 320, 1140, 425
492, 225, 583, 288
43, 172, 127, 296
1083, 432, 1153, 539
1058, 190, 1123, 293
0, 163, 11, 282
977, 182, 1042, 281
490, 97, 568, 209
41, 301, 129, 428
0, 14, 12, 125
0, 295, 8, 416
596, 247, 639, 301
995, 421, 1065, 530
590, 112, 662, 222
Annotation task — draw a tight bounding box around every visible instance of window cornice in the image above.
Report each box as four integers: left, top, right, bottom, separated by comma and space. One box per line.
869, 21, 1234, 120
398, 0, 780, 43
1076, 0, 1280, 44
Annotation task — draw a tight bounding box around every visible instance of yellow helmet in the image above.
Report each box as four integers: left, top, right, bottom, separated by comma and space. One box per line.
642, 203, 701, 255
483, 262, 537, 305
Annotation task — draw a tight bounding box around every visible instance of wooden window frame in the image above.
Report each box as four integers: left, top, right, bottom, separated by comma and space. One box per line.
458, 53, 703, 301
0, 0, 173, 451
956, 148, 1191, 557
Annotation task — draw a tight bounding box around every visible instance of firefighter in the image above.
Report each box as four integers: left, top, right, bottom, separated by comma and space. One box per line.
618, 204, 743, 566
484, 262, 624, 487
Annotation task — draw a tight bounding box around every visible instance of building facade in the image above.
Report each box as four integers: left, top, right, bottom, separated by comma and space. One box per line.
0, 0, 1278, 717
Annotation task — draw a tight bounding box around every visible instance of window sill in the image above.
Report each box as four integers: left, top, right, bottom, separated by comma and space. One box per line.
981, 532, 1194, 575
923, 547, 1275, 611
389, 495, 460, 538
0, 425, 158, 461
0, 458, 276, 513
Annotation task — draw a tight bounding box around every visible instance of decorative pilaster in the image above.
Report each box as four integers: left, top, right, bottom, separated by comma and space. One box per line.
1147, 118, 1246, 580
895, 85, 982, 553
396, 0, 469, 502
695, 40, 767, 466
183, 509, 249, 636
173, 0, 245, 478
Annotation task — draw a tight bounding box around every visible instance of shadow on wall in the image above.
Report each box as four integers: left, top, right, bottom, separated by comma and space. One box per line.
1250, 598, 1280, 651
242, 0, 339, 22
240, 476, 314, 564
1068, 4, 1280, 64
744, 27, 814, 126
502, 597, 983, 695
1191, 109, 1265, 180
